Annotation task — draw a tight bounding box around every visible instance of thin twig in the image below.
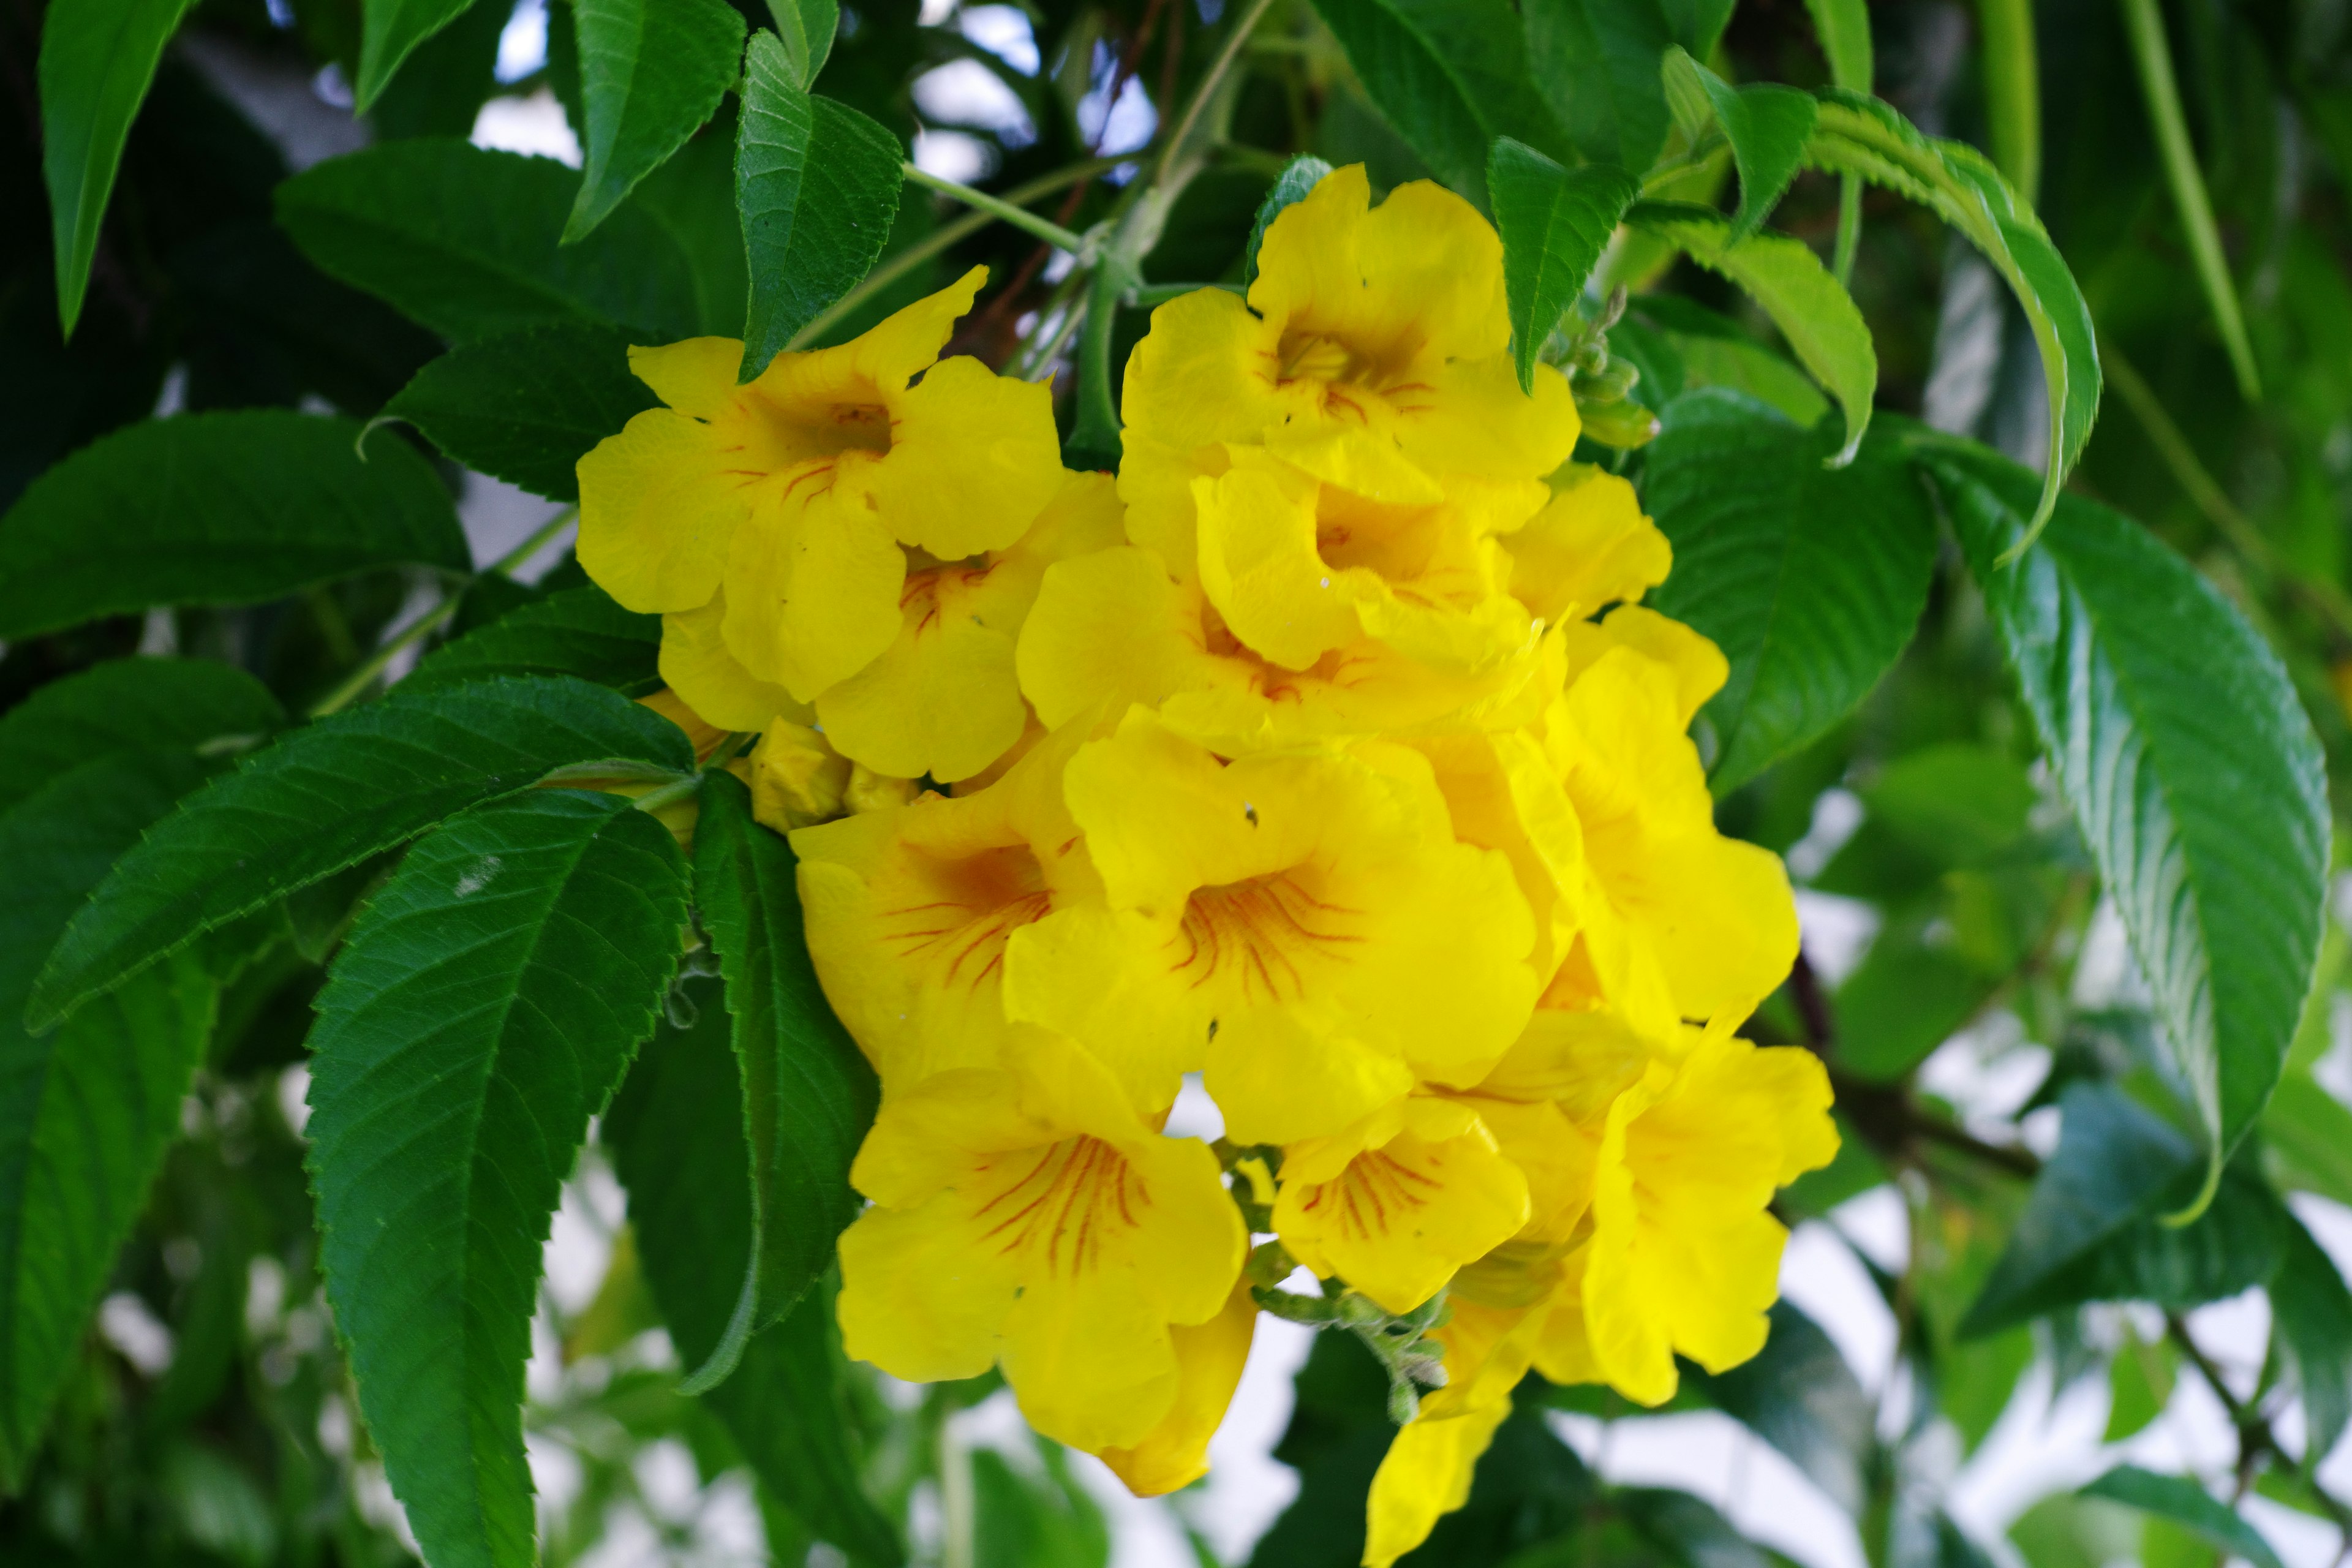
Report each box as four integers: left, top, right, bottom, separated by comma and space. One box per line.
901, 164, 1089, 253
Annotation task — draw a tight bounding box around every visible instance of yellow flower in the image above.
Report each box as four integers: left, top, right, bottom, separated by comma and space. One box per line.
1001, 711, 1540, 1143
575, 267, 1065, 722
659, 586, 809, 733
1272, 1095, 1530, 1314
1118, 165, 1577, 573
1501, 465, 1673, 631
1098, 1275, 1259, 1496
835, 1028, 1245, 1453
747, 716, 851, 832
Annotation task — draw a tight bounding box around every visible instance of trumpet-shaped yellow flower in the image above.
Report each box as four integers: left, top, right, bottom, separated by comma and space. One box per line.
660, 586, 810, 733
1501, 464, 1672, 630
1001, 712, 1539, 1142
1119, 167, 1577, 573
1098, 1275, 1258, 1496
836, 1028, 1246, 1452
1273, 1095, 1529, 1314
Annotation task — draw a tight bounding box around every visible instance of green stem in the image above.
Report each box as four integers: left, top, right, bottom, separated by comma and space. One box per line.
628, 773, 704, 816
488, 505, 579, 578
1066, 259, 1134, 467
1977, 0, 2042, 205
788, 157, 1129, 352
1152, 0, 1278, 188
2117, 0, 2261, 400
900, 163, 1088, 255
1833, 173, 1863, 284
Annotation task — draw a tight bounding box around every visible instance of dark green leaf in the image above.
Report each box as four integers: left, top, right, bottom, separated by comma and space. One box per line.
2079, 1468, 2285, 1568
368, 0, 508, 141
735, 32, 906, 380
355, 0, 480, 111
1243, 155, 1336, 288
30, 676, 693, 1030
606, 985, 903, 1564
1691, 1301, 1870, 1513
1662, 48, 1818, 243
567, 0, 747, 242
0, 412, 467, 640
633, 107, 753, 337
407, 586, 662, 694
1486, 138, 1638, 392
1305, 0, 1569, 205
0, 657, 283, 816
1859, 744, 2035, 867
771, 0, 840, 88
36, 0, 199, 336
1522, 0, 1675, 172
0, 756, 219, 1485
307, 789, 688, 1568
2269, 1211, 2352, 1465
1643, 392, 1935, 792
277, 140, 704, 343
692, 772, 877, 1340
1834, 920, 1997, 1079
1935, 448, 2328, 1180
383, 325, 660, 502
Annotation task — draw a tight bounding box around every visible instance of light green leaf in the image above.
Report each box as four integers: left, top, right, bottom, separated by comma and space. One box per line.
356, 0, 480, 112
1305, 0, 1569, 205
36, 0, 199, 337
1661, 48, 1818, 243
30, 676, 693, 1031
1521, 0, 1675, 173
605, 983, 904, 1564
566, 0, 747, 243
384, 325, 660, 502
735, 31, 906, 380
1803, 0, 1873, 90
407, 587, 662, 695
1803, 92, 2098, 538
1643, 392, 1932, 792
277, 139, 704, 342
2263, 1072, 2352, 1204
1485, 138, 1638, 392
0, 412, 467, 641
2270, 1212, 2352, 1465
1625, 202, 1875, 461
0, 658, 284, 816
691, 772, 877, 1343
1933, 448, 2328, 1186
2081, 1468, 2286, 1568
1243, 154, 1336, 288
0, 756, 220, 1486
768, 0, 839, 88
307, 790, 688, 1568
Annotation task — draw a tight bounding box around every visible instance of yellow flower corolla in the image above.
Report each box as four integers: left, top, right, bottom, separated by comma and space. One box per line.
835, 1028, 1245, 1452
1005, 710, 1540, 1143
1273, 1095, 1529, 1314
1098, 1276, 1259, 1496
1363, 1295, 1550, 1567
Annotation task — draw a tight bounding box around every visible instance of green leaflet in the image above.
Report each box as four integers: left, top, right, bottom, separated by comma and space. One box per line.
1624, 202, 1875, 461
1522, 0, 1675, 172
277, 140, 705, 343
605, 982, 903, 1564
0, 755, 221, 1486
0, 412, 468, 640
1934, 449, 2328, 1195
567, 0, 747, 243
383, 324, 660, 502
0, 657, 283, 816
1660, 48, 1818, 244
735, 31, 906, 380
1485, 139, 1638, 392
769, 0, 840, 88
690, 772, 878, 1348
1643, 393, 1934, 793
2271, 1212, 2352, 1466
36, 0, 199, 337
29, 675, 694, 1031
2263, 1071, 2352, 1205
355, 0, 480, 111
405, 586, 663, 695
2080, 1467, 2286, 1568
1305, 0, 1570, 207
307, 790, 688, 1568
1242, 154, 1336, 288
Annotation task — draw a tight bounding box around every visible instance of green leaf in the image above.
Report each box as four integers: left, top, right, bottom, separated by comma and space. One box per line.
1642, 392, 1934, 792
1660, 48, 1818, 243
383, 325, 660, 502
633, 105, 754, 337
2080, 1468, 2286, 1568
1624, 202, 1875, 462
2269, 1211, 2352, 1466
1485, 138, 1638, 393
692, 772, 878, 1343
355, 0, 480, 112
2102, 1326, 2176, 1442
605, 984, 903, 1564
1934, 448, 2329, 1185
0, 756, 220, 1485
1858, 744, 2035, 866
1803, 92, 2098, 538
1243, 154, 1336, 288
736, 33, 906, 380
277, 140, 704, 343
36, 0, 199, 337
2067, 1164, 2285, 1309
407, 586, 662, 695
567, 0, 747, 243
307, 790, 688, 1568
1691, 1300, 1869, 1513
0, 411, 467, 640
1614, 1488, 1772, 1568
768, 0, 839, 88
29, 676, 693, 1031
1803, 0, 1873, 91
1522, 0, 1675, 172
0, 657, 283, 816
2263, 1072, 2352, 1204
1305, 0, 1569, 205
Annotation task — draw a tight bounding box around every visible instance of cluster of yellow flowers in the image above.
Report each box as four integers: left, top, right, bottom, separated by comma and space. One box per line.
578, 165, 1835, 1563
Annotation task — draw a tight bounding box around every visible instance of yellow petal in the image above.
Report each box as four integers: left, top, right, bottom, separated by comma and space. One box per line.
576, 404, 759, 613
1194, 458, 1362, 671
1392, 353, 1579, 488
720, 484, 907, 701
625, 336, 742, 420
860, 355, 1063, 558
835, 1198, 1022, 1385
1362, 1400, 1512, 1568
848, 264, 988, 392
1097, 1278, 1258, 1497
1503, 466, 1671, 628
815, 559, 1033, 783
658, 589, 810, 732
749, 717, 851, 832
